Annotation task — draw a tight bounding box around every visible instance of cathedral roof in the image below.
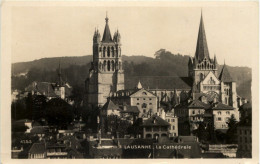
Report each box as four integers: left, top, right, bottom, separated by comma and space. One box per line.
102, 16, 113, 42
219, 64, 234, 82
125, 76, 192, 90
195, 13, 210, 62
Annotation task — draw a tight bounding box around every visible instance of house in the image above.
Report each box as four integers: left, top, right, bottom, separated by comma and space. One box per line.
212, 102, 235, 130
142, 115, 170, 139
120, 105, 139, 123
46, 143, 68, 159
28, 143, 46, 159
236, 102, 252, 158
164, 112, 178, 137
101, 99, 122, 117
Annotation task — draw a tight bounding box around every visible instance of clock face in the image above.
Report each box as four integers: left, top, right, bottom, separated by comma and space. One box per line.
206, 91, 219, 102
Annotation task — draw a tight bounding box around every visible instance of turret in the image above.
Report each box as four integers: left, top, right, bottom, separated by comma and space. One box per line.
113, 29, 121, 43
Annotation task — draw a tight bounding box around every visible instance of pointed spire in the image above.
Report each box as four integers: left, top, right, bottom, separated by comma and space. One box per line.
195, 11, 210, 62
102, 12, 113, 42
214, 54, 217, 67
137, 80, 143, 89
219, 63, 233, 82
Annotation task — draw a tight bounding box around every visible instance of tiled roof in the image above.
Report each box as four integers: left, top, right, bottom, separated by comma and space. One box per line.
25, 81, 72, 98
30, 126, 48, 134
120, 105, 140, 113
212, 102, 234, 110
125, 76, 192, 90
142, 115, 170, 127
219, 65, 234, 82
195, 14, 210, 62
188, 99, 207, 109
102, 100, 121, 111
28, 143, 46, 154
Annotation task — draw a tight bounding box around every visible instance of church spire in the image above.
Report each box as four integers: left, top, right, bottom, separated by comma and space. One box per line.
195, 11, 210, 62
102, 12, 113, 42
219, 63, 233, 82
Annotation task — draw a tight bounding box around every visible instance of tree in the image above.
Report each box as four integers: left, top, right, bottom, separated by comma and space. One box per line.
45, 98, 74, 129
226, 114, 238, 144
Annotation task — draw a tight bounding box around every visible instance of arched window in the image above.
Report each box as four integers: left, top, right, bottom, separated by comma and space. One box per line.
107, 47, 110, 57
115, 61, 118, 70
111, 60, 115, 71
111, 47, 114, 57
118, 47, 121, 57
103, 60, 107, 71
103, 47, 106, 57
116, 47, 118, 57
107, 60, 110, 71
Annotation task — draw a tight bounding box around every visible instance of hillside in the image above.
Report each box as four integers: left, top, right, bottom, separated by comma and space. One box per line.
12, 49, 252, 101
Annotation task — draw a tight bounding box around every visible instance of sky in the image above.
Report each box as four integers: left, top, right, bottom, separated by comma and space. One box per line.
9, 2, 258, 67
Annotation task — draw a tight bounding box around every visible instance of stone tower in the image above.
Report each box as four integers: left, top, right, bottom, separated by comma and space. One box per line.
188, 13, 218, 85
85, 15, 124, 108
189, 13, 218, 95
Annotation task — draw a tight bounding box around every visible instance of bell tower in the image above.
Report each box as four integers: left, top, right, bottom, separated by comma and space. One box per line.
85, 14, 124, 108
189, 13, 218, 89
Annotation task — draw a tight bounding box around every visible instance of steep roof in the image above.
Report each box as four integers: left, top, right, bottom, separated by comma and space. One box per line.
102, 100, 120, 111
142, 115, 170, 127
102, 16, 113, 42
212, 102, 234, 110
219, 65, 234, 82
28, 143, 46, 154
195, 13, 210, 62
188, 99, 208, 109
125, 76, 192, 90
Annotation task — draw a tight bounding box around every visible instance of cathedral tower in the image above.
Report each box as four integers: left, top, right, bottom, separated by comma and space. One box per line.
85, 15, 124, 108
189, 13, 218, 91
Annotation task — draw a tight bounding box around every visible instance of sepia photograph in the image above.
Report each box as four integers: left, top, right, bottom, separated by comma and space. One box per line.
1, 1, 259, 163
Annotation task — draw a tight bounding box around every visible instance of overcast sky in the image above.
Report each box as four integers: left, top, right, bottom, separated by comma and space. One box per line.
10, 2, 258, 67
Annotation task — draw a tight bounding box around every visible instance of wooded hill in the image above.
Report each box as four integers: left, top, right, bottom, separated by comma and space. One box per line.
12, 49, 251, 101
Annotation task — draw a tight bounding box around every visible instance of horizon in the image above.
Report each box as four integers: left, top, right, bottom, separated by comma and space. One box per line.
11, 54, 252, 69
9, 3, 258, 67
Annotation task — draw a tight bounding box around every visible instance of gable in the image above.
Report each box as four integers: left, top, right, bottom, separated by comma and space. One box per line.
130, 88, 156, 98
201, 72, 220, 85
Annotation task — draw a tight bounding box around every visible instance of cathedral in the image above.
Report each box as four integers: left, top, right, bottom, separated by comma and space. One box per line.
85, 13, 242, 127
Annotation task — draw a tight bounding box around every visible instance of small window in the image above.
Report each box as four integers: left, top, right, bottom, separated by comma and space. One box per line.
218, 111, 221, 115
142, 92, 147, 95
192, 111, 195, 114
137, 103, 139, 105
171, 119, 174, 122
217, 117, 222, 121
172, 126, 175, 130
226, 111, 230, 115
137, 98, 139, 100
149, 98, 152, 100
245, 130, 247, 135
143, 109, 146, 113
143, 98, 146, 100
149, 103, 152, 105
